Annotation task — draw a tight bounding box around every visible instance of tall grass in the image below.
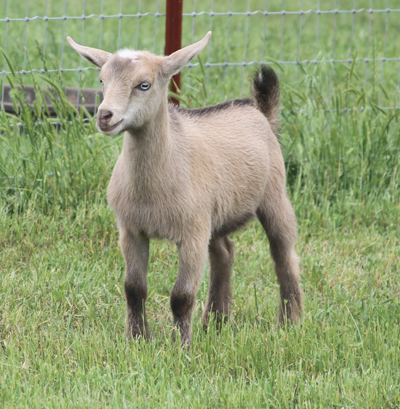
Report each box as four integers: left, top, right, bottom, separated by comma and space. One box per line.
0, 60, 119, 213
281, 87, 400, 229
1, 55, 399, 226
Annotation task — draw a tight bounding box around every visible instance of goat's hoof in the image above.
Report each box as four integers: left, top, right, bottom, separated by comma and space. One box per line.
126, 327, 150, 342
202, 310, 228, 333
278, 303, 302, 326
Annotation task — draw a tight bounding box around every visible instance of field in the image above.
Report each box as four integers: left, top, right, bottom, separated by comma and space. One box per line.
1, 0, 400, 408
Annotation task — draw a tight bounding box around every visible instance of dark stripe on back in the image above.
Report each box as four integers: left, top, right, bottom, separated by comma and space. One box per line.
171, 98, 254, 117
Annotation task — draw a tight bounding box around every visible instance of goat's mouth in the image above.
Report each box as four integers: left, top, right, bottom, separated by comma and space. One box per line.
98, 119, 124, 133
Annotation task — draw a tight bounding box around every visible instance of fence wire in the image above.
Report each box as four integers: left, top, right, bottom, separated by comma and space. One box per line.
1, 0, 399, 110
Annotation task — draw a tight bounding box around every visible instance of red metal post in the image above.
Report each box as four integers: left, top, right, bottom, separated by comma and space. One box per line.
165, 0, 183, 105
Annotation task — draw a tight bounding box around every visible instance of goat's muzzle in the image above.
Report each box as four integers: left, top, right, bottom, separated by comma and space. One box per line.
98, 109, 113, 125
97, 109, 123, 133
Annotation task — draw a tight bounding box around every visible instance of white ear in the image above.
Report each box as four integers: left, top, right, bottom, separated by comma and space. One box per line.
162, 32, 212, 79
67, 37, 111, 68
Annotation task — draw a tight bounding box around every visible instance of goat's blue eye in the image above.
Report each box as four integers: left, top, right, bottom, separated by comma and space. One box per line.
139, 82, 150, 91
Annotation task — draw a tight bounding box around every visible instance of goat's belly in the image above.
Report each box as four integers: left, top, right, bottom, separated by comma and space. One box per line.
208, 171, 266, 237
212, 210, 256, 238
210, 190, 262, 236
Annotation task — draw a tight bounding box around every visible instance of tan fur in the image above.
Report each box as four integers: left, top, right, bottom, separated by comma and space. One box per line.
67, 32, 303, 345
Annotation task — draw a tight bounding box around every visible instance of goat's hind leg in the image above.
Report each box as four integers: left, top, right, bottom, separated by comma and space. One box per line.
119, 226, 150, 340
202, 236, 234, 329
257, 193, 303, 324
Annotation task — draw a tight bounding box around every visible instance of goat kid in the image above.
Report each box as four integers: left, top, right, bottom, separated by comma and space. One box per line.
67, 32, 303, 345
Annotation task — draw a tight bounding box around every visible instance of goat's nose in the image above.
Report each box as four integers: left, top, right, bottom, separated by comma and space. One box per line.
98, 109, 113, 124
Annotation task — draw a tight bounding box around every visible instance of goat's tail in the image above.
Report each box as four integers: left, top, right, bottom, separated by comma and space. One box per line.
252, 65, 280, 135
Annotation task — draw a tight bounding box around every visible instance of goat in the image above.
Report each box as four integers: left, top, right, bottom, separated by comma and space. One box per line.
67, 32, 303, 345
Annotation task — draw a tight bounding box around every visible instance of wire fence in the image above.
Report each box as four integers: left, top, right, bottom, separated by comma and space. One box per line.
1, 0, 399, 110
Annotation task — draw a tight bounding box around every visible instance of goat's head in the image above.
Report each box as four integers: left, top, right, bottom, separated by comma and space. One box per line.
67, 32, 212, 135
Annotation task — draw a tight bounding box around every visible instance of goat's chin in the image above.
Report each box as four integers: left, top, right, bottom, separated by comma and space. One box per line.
97, 119, 124, 136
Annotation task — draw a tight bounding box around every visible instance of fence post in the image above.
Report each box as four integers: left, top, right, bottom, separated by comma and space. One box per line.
165, 0, 183, 105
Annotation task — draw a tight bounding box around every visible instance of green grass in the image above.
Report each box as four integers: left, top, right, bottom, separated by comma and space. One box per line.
1, 204, 399, 408
1, 0, 400, 407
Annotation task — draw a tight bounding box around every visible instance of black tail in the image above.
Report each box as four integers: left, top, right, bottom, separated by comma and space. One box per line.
252, 65, 280, 135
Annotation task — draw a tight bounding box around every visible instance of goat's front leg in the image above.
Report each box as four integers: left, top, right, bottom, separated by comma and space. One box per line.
171, 233, 209, 346
119, 225, 150, 340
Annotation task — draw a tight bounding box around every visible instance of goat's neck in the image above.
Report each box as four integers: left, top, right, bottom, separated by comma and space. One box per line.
121, 97, 176, 192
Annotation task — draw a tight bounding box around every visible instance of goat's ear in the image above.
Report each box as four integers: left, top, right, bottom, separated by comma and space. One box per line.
67, 37, 111, 68
161, 32, 212, 79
